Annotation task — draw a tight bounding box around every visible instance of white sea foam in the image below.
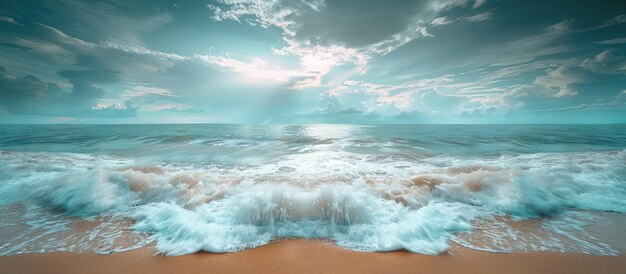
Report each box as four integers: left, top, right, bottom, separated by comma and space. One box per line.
0, 148, 624, 255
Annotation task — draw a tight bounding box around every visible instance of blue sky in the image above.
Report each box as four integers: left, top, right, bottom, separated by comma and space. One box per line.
0, 0, 625, 124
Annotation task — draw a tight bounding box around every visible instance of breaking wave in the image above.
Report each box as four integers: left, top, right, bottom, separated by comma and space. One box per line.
1, 147, 625, 256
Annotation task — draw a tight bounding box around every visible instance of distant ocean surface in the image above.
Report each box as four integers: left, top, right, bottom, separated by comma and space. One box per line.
0, 124, 625, 256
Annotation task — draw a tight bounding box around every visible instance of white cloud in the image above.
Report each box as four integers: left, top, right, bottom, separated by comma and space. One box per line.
416, 26, 434, 37
525, 91, 626, 112
0, 16, 21, 25
39, 22, 319, 89
458, 85, 541, 117
328, 75, 456, 111
94, 86, 178, 113
430, 12, 492, 28
196, 54, 307, 85
534, 66, 584, 97
272, 41, 368, 89
100, 41, 188, 61
430, 0, 473, 12
473, 0, 487, 9
120, 86, 177, 99
377, 91, 413, 109
581, 50, 626, 74
207, 0, 490, 87
297, 95, 363, 117
11, 37, 66, 53
576, 14, 626, 32
38, 24, 188, 61
594, 37, 626, 45
207, 1, 369, 87
367, 24, 434, 55
431, 17, 451, 26
465, 12, 492, 22
546, 20, 573, 35
137, 102, 206, 113
38, 24, 97, 48
601, 14, 626, 28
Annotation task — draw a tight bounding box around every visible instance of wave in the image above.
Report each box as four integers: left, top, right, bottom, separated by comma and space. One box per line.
0, 149, 625, 255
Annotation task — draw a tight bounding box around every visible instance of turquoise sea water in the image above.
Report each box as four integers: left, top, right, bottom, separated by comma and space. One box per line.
0, 124, 625, 255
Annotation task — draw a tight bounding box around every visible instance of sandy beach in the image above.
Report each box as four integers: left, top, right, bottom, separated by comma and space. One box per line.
1, 239, 625, 274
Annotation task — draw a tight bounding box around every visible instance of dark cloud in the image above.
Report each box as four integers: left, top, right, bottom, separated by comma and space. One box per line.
0, 66, 136, 118
209, 0, 486, 49
2, 0, 172, 46
293, 0, 428, 47
373, 0, 626, 77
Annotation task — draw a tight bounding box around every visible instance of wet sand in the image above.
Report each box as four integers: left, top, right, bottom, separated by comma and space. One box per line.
1, 239, 625, 274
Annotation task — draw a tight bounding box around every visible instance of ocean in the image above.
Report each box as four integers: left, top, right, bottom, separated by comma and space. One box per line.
0, 124, 625, 256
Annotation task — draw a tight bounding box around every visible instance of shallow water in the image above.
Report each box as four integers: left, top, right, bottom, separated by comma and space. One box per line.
0, 124, 625, 255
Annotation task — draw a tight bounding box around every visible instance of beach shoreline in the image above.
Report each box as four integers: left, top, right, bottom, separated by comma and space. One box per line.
1, 239, 624, 274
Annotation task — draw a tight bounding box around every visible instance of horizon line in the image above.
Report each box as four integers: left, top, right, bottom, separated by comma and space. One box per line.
1, 122, 625, 126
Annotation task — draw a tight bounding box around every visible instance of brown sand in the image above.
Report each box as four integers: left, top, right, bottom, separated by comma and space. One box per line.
1, 240, 625, 274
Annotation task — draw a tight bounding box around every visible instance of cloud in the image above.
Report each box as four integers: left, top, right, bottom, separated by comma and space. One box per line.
10, 0, 173, 46
594, 37, 626, 45
457, 105, 499, 117
462, 49, 626, 117
456, 85, 554, 117
297, 94, 427, 122
37, 24, 187, 61
0, 66, 136, 118
580, 50, 626, 74
321, 75, 473, 118
464, 12, 492, 22
0, 19, 189, 92
472, 0, 487, 9
329, 75, 455, 110
0, 16, 21, 26
209, 0, 428, 48
431, 17, 452, 26
100, 86, 195, 115
601, 14, 626, 28
297, 95, 364, 117
164, 106, 210, 113
120, 86, 177, 99
529, 51, 626, 98
376, 91, 413, 109
577, 14, 626, 32
196, 45, 366, 89
129, 102, 208, 113
534, 66, 584, 97
196, 54, 308, 86
0, 18, 230, 119
100, 41, 188, 61
430, 12, 492, 26
391, 110, 423, 119
91, 101, 138, 118
207, 0, 375, 87
274, 42, 369, 88
546, 20, 573, 35
208, 0, 492, 87
1, 0, 624, 124
429, 0, 476, 12
525, 91, 626, 112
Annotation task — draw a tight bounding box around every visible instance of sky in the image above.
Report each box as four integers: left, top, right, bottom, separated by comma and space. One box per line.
0, 0, 625, 124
